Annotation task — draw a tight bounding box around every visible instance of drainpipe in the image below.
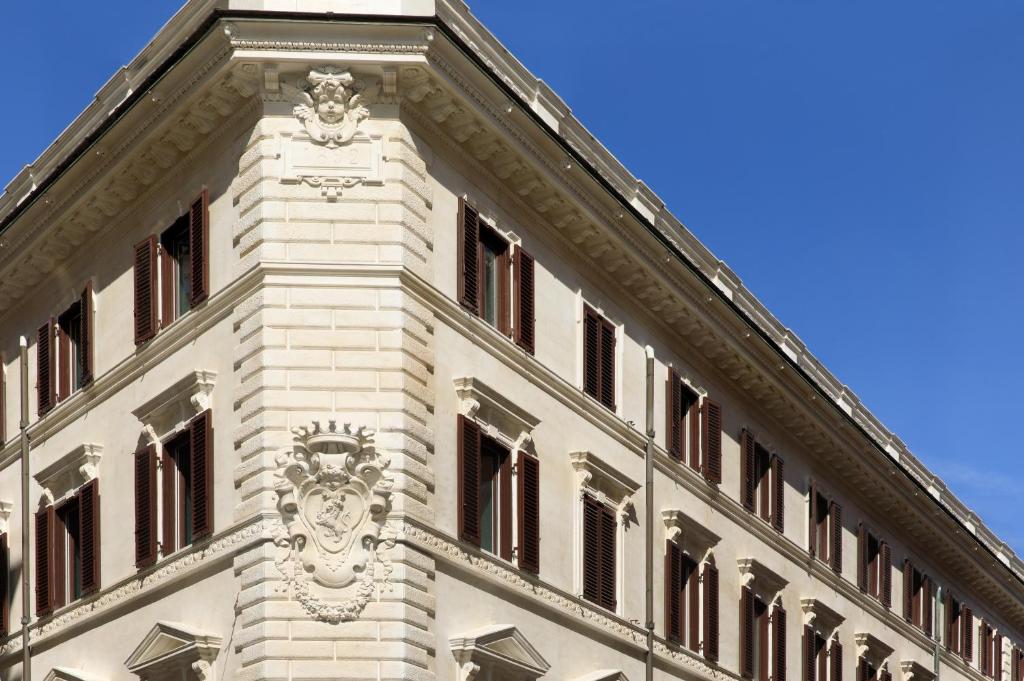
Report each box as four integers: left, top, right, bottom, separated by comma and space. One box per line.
19, 336, 31, 681
644, 346, 655, 681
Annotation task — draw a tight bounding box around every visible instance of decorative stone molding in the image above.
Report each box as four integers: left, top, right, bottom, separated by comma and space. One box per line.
131, 370, 216, 444
0, 500, 12, 534
125, 621, 221, 681
273, 420, 396, 623
855, 632, 893, 668
34, 443, 102, 505
449, 624, 550, 681
662, 508, 721, 559
43, 668, 105, 681
900, 661, 935, 681
454, 375, 541, 451
801, 598, 844, 635
573, 671, 629, 681
570, 450, 640, 520
282, 66, 379, 147
737, 558, 788, 600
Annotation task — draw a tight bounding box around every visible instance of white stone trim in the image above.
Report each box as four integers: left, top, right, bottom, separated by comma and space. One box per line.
0, 501, 12, 534
662, 508, 720, 563
132, 370, 216, 445
855, 632, 894, 668
449, 624, 550, 681
801, 597, 844, 637
737, 558, 788, 602
43, 668, 105, 681
34, 443, 102, 505
125, 621, 222, 681
900, 660, 935, 681
453, 375, 540, 452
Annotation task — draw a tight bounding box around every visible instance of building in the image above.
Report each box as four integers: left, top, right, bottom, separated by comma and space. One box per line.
1, 3, 1022, 681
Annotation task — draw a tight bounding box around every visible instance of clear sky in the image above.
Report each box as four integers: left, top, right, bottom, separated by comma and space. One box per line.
1, 2, 1021, 553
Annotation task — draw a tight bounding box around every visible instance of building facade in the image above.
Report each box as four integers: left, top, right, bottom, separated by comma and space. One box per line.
1, 3, 1022, 681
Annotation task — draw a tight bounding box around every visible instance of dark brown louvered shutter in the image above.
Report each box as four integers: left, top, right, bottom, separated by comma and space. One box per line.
704, 562, 719, 662
740, 429, 756, 511
189, 410, 214, 540
702, 399, 722, 484
598, 318, 616, 410
517, 451, 540, 574
945, 591, 954, 652
964, 606, 975, 662
667, 368, 682, 459
774, 603, 787, 681
666, 541, 682, 642
857, 659, 868, 681
135, 445, 158, 568
0, 533, 8, 636
513, 247, 535, 354
79, 281, 94, 385
831, 640, 843, 681
583, 307, 600, 400
903, 560, 913, 621
35, 506, 52, 616
881, 670, 892, 681
772, 456, 785, 532
808, 482, 818, 558
458, 198, 480, 314
457, 415, 481, 545
37, 319, 55, 415
741, 587, 755, 679
804, 626, 816, 681
188, 189, 210, 306
829, 502, 842, 573
880, 542, 891, 608
583, 494, 601, 604
923, 576, 933, 637
598, 503, 616, 610
857, 523, 868, 592
996, 635, 1003, 681
133, 236, 158, 344
78, 479, 100, 594
162, 447, 177, 555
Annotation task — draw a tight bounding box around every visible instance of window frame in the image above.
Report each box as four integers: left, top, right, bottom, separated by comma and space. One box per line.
582, 304, 617, 411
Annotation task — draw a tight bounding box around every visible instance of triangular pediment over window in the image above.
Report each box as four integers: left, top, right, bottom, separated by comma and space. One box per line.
43, 667, 105, 681
450, 624, 550, 681
125, 621, 221, 681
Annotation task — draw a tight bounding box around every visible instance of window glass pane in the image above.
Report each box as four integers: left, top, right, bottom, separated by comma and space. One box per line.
173, 234, 192, 317
479, 448, 496, 553
482, 242, 499, 326
180, 441, 193, 547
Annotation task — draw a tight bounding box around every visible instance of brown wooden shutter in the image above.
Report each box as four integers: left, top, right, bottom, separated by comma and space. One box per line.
704, 562, 719, 662
740, 429, 756, 511
188, 189, 210, 306
133, 236, 158, 344
458, 198, 480, 313
667, 368, 682, 459
902, 559, 913, 621
687, 397, 701, 471
964, 606, 975, 662
583, 493, 601, 604
79, 281, 94, 385
666, 541, 682, 642
35, 506, 52, 616
808, 482, 818, 558
804, 625, 816, 681
857, 659, 868, 681
880, 542, 892, 608
774, 603, 787, 681
189, 410, 214, 540
0, 533, 8, 636
996, 634, 1003, 681
831, 640, 843, 681
517, 451, 540, 574
741, 586, 755, 678
457, 415, 482, 545
829, 502, 842, 573
923, 576, 933, 637
135, 444, 158, 568
583, 307, 600, 400
37, 319, 55, 415
598, 318, 616, 410
772, 456, 785, 533
78, 479, 100, 595
50, 502, 65, 610
857, 523, 868, 592
702, 399, 722, 484
881, 670, 892, 681
598, 503, 616, 610
513, 247, 535, 354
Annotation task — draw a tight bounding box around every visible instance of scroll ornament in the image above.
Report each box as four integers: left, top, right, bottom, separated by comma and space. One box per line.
273, 421, 396, 623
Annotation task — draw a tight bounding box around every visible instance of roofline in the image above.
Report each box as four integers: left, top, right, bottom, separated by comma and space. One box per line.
1, 6, 1019, 598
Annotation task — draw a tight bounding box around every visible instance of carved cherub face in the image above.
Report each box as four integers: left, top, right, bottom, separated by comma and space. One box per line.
313, 81, 349, 125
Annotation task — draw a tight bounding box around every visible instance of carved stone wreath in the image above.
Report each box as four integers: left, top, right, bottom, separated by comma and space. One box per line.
273, 420, 396, 623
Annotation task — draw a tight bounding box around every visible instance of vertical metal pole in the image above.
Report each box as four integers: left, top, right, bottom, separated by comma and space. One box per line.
19, 336, 31, 681
644, 346, 655, 681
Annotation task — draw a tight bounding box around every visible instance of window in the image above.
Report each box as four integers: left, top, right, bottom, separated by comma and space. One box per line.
582, 493, 617, 611
35, 480, 100, 616
808, 485, 842, 572
456, 415, 540, 573
583, 305, 615, 410
37, 283, 94, 415
457, 198, 535, 353
134, 190, 209, 345
947, 593, 964, 655
666, 370, 723, 486
902, 561, 933, 636
741, 590, 785, 681
857, 659, 893, 681
857, 525, 891, 606
803, 629, 842, 681
666, 543, 719, 660
979, 622, 1001, 679
741, 430, 784, 532
134, 411, 214, 569
1011, 646, 1023, 681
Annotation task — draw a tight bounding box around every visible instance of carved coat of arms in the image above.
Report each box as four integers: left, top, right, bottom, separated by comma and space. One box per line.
273, 421, 395, 623
282, 66, 379, 147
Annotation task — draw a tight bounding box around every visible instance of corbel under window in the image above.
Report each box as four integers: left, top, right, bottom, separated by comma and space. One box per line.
450, 624, 550, 681
125, 621, 222, 681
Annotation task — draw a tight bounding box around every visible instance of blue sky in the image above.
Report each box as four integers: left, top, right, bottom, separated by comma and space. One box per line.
2, 2, 1021, 552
